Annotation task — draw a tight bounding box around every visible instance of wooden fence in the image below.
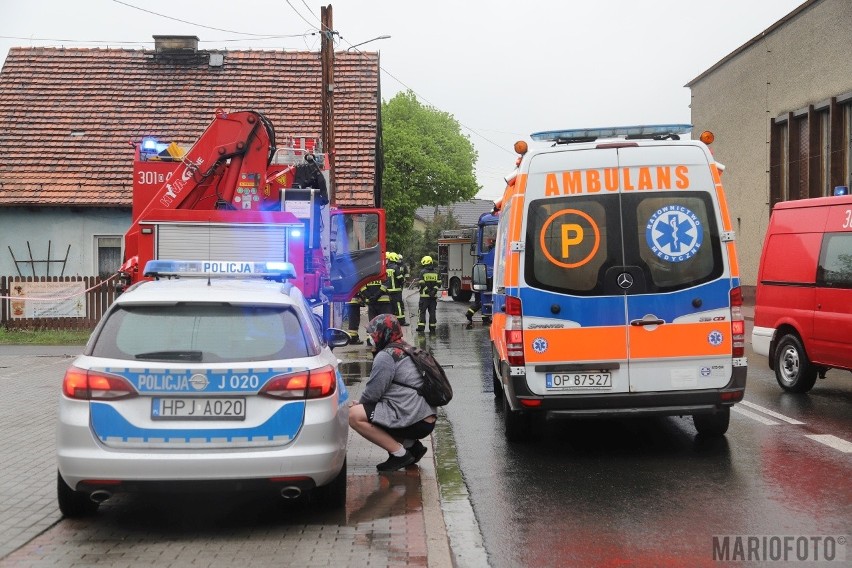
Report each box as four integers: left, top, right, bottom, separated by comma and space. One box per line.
0, 276, 118, 330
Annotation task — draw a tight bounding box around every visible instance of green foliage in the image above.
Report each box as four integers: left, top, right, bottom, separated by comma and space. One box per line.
382, 90, 480, 251
0, 328, 90, 345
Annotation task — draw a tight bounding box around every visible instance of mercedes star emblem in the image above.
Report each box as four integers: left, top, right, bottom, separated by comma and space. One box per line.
617, 272, 634, 289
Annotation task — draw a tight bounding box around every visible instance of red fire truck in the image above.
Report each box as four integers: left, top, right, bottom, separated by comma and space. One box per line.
437, 228, 476, 302
120, 109, 385, 326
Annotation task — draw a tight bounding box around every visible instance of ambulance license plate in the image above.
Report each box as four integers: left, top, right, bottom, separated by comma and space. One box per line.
152, 397, 246, 420
546, 373, 612, 389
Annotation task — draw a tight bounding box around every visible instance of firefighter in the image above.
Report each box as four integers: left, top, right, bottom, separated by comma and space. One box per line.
346, 291, 365, 345
416, 255, 440, 334
465, 293, 481, 325
387, 252, 408, 326
362, 275, 392, 321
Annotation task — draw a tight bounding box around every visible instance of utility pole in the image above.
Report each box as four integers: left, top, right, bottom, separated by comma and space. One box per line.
320, 5, 336, 205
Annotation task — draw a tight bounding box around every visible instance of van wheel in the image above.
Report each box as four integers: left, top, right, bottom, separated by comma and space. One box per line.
774, 334, 818, 393
503, 394, 530, 442
692, 408, 730, 436
492, 364, 503, 398
57, 471, 99, 518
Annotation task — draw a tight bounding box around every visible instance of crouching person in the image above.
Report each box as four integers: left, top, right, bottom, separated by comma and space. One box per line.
348, 314, 437, 471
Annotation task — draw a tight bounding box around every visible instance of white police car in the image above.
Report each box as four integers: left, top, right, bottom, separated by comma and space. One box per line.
56, 260, 352, 517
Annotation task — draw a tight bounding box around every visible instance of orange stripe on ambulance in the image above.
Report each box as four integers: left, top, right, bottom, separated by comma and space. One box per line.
544, 165, 690, 195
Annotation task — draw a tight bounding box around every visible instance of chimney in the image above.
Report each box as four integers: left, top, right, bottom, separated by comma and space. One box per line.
153, 35, 199, 53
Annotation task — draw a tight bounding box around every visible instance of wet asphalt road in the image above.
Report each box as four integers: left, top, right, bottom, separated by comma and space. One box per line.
423, 296, 851, 567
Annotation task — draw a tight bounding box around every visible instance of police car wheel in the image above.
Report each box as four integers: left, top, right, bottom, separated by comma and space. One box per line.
692, 408, 730, 437
57, 471, 99, 518
312, 458, 347, 509
773, 334, 818, 393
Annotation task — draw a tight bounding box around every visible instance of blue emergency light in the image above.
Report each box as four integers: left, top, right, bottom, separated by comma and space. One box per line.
531, 124, 693, 143
141, 138, 159, 151
143, 259, 297, 280
834, 186, 849, 196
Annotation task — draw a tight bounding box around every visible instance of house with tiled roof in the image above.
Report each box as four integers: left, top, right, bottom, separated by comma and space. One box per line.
413, 198, 496, 233
0, 36, 382, 277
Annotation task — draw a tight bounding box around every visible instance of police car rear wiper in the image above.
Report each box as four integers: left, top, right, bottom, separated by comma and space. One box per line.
134, 350, 203, 362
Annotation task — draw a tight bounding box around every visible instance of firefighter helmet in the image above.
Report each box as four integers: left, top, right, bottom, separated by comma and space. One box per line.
421, 255, 433, 266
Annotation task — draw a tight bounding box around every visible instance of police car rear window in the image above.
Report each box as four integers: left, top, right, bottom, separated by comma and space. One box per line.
91, 304, 314, 362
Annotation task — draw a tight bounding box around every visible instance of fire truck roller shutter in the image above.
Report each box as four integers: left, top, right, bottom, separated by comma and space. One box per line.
156, 225, 290, 262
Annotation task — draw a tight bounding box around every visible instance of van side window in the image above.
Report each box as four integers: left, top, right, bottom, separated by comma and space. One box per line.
492, 198, 513, 291
817, 233, 852, 288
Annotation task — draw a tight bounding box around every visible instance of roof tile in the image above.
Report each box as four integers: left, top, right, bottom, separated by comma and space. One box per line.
0, 47, 379, 207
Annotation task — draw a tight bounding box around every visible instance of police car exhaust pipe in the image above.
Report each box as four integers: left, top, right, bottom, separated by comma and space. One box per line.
280, 486, 302, 499
89, 490, 112, 503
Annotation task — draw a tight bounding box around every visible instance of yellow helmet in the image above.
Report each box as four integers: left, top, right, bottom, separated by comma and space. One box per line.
421, 255, 434, 266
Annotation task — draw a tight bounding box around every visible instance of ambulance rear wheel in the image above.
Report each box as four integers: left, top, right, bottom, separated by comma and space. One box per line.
492, 363, 502, 398
774, 334, 818, 393
503, 395, 530, 442
692, 408, 730, 436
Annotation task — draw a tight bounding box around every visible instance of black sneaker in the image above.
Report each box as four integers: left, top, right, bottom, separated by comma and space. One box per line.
376, 451, 415, 472
409, 440, 428, 464
349, 337, 364, 345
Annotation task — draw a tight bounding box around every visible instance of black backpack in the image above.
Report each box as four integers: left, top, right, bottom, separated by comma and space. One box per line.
387, 342, 452, 407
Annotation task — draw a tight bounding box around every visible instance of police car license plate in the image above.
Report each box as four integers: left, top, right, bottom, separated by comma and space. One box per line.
152, 397, 246, 420
545, 373, 612, 389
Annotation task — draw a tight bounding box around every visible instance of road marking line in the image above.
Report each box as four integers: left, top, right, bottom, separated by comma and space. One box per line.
732, 406, 780, 426
739, 400, 805, 425
805, 435, 852, 454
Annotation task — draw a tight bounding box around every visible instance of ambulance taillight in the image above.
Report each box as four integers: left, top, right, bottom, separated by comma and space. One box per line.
730, 287, 745, 358
505, 295, 525, 366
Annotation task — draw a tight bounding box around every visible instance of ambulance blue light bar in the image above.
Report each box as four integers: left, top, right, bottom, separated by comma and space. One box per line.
530, 124, 693, 143
143, 260, 297, 279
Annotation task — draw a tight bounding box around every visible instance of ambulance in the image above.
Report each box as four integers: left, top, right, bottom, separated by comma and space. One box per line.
479, 125, 746, 441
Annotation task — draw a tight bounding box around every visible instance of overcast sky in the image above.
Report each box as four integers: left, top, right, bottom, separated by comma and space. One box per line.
2, 0, 805, 201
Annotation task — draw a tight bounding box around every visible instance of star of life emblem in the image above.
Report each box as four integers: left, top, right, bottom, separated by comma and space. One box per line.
646, 205, 704, 263
532, 337, 548, 353
708, 330, 723, 346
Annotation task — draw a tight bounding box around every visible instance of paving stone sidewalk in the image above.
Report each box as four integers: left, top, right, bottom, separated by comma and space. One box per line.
0, 343, 451, 568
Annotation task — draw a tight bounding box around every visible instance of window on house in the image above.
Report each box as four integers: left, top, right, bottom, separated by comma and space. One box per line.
95, 236, 122, 277
845, 103, 852, 190
769, 94, 852, 208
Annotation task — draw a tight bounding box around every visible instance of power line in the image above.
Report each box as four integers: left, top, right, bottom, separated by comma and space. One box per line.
0, 34, 314, 45
110, 0, 287, 37
284, 0, 322, 32
337, 35, 514, 158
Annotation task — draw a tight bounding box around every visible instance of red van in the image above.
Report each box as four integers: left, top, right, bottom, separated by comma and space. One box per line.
752, 194, 852, 392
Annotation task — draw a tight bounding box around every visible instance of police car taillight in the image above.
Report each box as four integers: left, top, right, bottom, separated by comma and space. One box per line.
62, 367, 138, 401
504, 295, 525, 366
730, 287, 745, 358
260, 365, 337, 399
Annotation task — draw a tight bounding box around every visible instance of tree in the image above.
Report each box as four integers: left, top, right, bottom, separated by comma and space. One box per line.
382, 91, 479, 251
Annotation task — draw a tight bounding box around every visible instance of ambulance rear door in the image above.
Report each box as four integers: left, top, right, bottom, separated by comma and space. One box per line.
617, 145, 733, 393
522, 147, 631, 395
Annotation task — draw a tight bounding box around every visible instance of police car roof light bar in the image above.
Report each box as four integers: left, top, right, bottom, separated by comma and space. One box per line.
143, 260, 297, 280
531, 124, 693, 144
